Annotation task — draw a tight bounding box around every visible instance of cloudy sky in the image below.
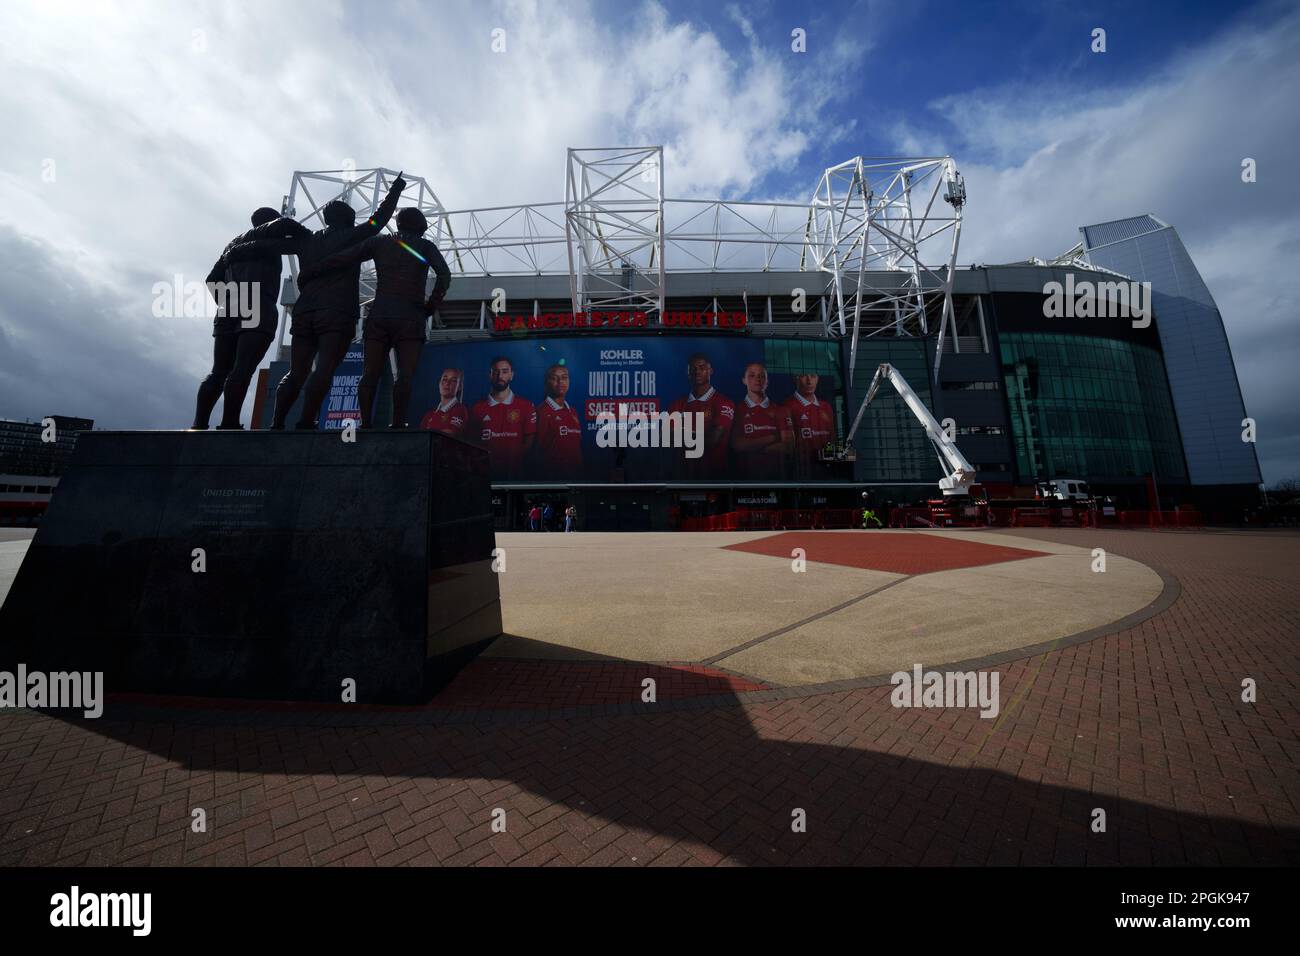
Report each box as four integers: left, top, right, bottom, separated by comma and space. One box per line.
0, 0, 1296, 482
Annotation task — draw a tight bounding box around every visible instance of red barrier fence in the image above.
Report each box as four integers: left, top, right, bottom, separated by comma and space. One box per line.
0, 501, 48, 526
892, 506, 1205, 530
680, 509, 862, 531
1109, 509, 1205, 528
683, 506, 1204, 531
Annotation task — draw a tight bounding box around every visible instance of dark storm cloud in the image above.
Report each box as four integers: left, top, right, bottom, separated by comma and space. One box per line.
0, 226, 200, 428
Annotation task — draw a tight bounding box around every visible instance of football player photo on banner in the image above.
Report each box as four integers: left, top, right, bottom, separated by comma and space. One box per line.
407, 336, 841, 482
418, 366, 470, 438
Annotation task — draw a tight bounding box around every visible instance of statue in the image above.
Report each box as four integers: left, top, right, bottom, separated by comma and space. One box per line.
192, 207, 304, 430
225, 173, 407, 429
297, 207, 451, 428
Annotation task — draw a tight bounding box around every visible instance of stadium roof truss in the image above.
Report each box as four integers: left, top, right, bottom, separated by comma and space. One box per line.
285, 150, 966, 380
283, 167, 445, 314
565, 146, 667, 318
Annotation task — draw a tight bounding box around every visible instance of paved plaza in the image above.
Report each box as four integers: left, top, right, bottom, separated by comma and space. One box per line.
0, 526, 1296, 865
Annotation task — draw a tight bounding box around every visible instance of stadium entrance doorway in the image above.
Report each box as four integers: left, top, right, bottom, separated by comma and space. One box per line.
571, 488, 665, 531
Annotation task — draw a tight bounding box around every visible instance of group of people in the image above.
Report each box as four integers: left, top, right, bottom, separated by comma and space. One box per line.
415, 358, 578, 480
193, 172, 452, 432
527, 503, 577, 532
667, 354, 836, 480
412, 352, 837, 482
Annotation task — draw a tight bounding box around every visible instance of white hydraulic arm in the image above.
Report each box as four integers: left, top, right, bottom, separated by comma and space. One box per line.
841, 363, 977, 495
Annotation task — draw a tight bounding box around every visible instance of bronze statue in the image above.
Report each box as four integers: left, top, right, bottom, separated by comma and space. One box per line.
193, 207, 302, 430
297, 207, 450, 428
226, 174, 407, 429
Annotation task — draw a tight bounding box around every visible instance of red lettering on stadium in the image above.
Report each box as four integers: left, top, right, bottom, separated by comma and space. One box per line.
661, 311, 748, 329
490, 310, 747, 333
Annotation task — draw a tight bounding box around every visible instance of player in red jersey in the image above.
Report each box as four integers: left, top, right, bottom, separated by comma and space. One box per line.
418, 367, 468, 437
535, 364, 583, 478
469, 356, 536, 479
732, 361, 794, 480
785, 372, 835, 476
667, 353, 735, 477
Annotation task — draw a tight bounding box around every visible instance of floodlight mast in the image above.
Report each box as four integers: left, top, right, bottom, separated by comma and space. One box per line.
802, 156, 966, 387
281, 151, 964, 350
930, 160, 967, 385
564, 146, 666, 318
841, 363, 977, 496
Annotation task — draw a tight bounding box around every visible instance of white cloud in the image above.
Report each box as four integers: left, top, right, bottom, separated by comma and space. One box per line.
904, 6, 1300, 483
1, 0, 1292, 484
0, 0, 867, 426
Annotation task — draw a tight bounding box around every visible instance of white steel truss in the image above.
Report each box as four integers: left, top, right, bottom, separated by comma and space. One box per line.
283, 152, 966, 375
564, 146, 666, 316
803, 157, 965, 383
282, 167, 446, 344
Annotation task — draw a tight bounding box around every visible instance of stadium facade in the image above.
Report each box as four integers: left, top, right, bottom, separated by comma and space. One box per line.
256, 150, 1261, 529
0, 415, 94, 524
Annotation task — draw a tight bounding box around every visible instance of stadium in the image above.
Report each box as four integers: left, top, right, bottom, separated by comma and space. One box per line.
253, 147, 1262, 531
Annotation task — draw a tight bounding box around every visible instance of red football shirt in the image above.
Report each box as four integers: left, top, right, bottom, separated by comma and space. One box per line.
419, 401, 469, 438
536, 398, 583, 477
786, 393, 835, 463
734, 396, 792, 479
668, 387, 735, 475
470, 393, 537, 477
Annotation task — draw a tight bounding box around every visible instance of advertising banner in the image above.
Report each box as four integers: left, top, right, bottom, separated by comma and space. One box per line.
320, 345, 364, 431
398, 335, 841, 483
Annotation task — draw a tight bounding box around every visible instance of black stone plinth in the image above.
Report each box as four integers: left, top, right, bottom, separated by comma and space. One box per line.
0, 430, 502, 704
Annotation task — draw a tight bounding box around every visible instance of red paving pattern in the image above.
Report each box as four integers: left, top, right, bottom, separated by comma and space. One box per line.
725, 530, 1047, 574
0, 529, 1297, 866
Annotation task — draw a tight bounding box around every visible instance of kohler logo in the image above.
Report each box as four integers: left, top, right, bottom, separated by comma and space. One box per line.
1042, 274, 1152, 328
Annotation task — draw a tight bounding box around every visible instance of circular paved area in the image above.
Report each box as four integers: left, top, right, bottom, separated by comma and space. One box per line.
487, 529, 1166, 691
0, 526, 1296, 866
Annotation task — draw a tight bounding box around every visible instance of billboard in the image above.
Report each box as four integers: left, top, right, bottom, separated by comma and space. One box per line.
388, 335, 843, 483
320, 345, 364, 430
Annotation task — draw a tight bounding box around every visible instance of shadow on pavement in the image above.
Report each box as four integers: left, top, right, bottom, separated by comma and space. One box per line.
12, 663, 1299, 867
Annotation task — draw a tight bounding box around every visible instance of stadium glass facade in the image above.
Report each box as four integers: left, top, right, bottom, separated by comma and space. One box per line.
1079, 216, 1262, 486
761, 336, 848, 458
840, 338, 940, 485
1000, 332, 1187, 483
253, 250, 1260, 526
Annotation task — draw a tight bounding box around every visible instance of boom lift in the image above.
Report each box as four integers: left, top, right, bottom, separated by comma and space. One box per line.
821, 363, 1099, 527
824, 361, 978, 496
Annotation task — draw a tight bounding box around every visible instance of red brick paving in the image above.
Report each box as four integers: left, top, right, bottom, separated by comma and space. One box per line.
430, 660, 767, 709
103, 662, 765, 714
724, 530, 1047, 574
0, 528, 1297, 866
